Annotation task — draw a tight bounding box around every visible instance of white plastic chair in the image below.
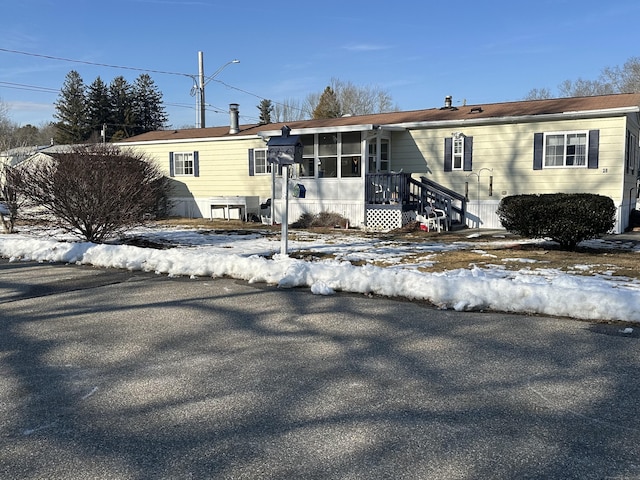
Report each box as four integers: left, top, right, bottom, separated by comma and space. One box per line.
416, 207, 448, 232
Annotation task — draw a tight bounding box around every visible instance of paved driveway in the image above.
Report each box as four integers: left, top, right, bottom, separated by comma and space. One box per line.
1, 259, 639, 479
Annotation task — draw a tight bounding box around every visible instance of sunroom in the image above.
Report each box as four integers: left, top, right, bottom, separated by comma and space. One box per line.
257, 124, 464, 230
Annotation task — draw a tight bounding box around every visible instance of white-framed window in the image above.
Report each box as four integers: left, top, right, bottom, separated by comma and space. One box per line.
544, 132, 588, 167
170, 151, 199, 177
452, 135, 464, 170
253, 148, 270, 175
174, 152, 194, 175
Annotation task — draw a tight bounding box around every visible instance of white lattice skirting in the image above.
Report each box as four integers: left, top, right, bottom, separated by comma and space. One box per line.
366, 207, 414, 231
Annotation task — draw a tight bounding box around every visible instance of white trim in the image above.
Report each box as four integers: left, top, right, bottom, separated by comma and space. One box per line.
118, 133, 262, 147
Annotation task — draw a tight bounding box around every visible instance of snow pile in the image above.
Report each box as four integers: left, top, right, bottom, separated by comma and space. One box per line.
1, 232, 639, 323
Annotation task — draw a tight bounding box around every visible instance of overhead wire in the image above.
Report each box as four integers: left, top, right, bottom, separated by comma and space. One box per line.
0, 47, 308, 120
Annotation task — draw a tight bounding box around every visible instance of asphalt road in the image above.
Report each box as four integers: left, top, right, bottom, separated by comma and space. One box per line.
1, 258, 639, 480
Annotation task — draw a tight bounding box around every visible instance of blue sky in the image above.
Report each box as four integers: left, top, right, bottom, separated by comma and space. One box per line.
2, 0, 639, 129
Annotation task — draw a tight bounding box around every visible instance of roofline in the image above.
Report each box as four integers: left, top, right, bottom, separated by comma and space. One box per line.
382, 106, 640, 130
115, 133, 263, 147
118, 101, 640, 146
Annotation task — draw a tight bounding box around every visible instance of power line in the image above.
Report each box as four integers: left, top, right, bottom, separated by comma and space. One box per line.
0, 81, 59, 94
0, 47, 192, 78
1, 47, 310, 121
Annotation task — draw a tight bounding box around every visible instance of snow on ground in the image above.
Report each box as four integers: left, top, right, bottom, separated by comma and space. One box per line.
1, 225, 639, 323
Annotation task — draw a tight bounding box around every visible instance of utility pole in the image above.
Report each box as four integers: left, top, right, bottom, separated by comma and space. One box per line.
198, 51, 206, 128
193, 52, 239, 129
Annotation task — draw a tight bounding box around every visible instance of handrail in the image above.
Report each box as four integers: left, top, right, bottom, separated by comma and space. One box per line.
365, 173, 467, 225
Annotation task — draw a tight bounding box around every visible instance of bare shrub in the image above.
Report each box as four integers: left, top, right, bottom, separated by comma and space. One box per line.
15, 144, 171, 243
291, 211, 349, 228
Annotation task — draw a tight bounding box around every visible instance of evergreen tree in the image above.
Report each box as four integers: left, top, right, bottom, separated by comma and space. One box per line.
86, 76, 111, 140
54, 70, 89, 144
257, 99, 273, 124
312, 86, 341, 119
109, 76, 135, 140
132, 74, 168, 135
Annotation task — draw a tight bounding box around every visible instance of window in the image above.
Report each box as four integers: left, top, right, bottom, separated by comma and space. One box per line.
368, 138, 389, 173
318, 133, 337, 178
253, 149, 269, 175
544, 132, 587, 167
169, 151, 199, 177
299, 134, 315, 177
174, 152, 194, 175
340, 132, 362, 177
626, 130, 638, 173
534, 130, 598, 170
452, 135, 464, 170
281, 132, 363, 178
444, 135, 472, 172
249, 148, 282, 176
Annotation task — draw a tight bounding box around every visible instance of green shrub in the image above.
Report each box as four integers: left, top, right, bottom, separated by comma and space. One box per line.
496, 193, 615, 249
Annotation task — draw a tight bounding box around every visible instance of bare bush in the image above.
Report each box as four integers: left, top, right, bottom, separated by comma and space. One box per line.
15, 144, 170, 242
291, 212, 349, 229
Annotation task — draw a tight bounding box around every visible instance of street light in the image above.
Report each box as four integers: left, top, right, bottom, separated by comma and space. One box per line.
192, 52, 239, 128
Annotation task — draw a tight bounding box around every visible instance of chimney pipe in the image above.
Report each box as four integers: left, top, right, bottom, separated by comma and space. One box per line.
444, 96, 452, 109
229, 103, 239, 134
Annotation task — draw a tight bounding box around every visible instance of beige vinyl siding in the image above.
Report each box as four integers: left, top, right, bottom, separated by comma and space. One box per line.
394, 116, 628, 203
126, 137, 272, 195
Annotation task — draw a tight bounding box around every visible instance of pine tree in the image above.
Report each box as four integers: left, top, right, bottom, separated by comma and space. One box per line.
257, 99, 273, 124
86, 77, 111, 140
312, 86, 341, 119
109, 76, 135, 140
132, 74, 168, 135
54, 70, 89, 144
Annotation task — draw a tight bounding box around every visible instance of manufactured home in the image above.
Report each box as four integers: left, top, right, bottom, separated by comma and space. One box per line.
119, 94, 640, 233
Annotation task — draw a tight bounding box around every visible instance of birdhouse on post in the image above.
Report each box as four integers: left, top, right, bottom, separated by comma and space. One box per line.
266, 126, 304, 256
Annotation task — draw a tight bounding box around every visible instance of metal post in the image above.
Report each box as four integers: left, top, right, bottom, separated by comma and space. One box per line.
281, 165, 289, 255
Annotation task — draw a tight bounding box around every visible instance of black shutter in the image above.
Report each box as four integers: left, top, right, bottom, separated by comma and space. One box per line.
248, 149, 255, 176
169, 152, 175, 177
463, 136, 473, 171
193, 151, 199, 177
588, 130, 599, 169
533, 133, 543, 170
444, 137, 452, 172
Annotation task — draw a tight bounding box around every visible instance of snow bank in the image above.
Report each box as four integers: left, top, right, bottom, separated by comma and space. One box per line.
1, 235, 638, 323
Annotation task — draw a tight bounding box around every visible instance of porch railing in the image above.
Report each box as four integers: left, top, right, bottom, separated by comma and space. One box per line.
365, 173, 466, 225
